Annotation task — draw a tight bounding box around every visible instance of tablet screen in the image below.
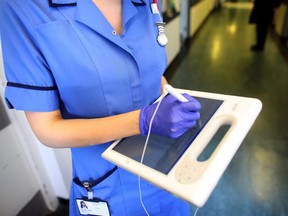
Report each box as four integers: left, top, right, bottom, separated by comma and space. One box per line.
112, 97, 223, 174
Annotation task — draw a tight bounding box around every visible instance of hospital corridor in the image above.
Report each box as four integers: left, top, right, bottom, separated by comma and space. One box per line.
166, 2, 288, 216
0, 0, 288, 216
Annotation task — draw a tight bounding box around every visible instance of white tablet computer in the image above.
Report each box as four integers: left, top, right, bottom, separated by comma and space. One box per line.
102, 89, 262, 207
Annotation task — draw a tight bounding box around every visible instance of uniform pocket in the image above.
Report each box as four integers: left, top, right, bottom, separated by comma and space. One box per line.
72, 166, 127, 215
73, 166, 118, 199
74, 166, 117, 187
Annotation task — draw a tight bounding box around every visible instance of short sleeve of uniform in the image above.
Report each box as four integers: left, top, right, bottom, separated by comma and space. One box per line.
0, 0, 59, 112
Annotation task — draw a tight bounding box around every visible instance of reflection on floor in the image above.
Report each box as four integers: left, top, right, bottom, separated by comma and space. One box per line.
166, 3, 288, 216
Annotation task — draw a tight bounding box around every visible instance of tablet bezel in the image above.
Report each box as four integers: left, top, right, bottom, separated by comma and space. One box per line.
102, 89, 262, 207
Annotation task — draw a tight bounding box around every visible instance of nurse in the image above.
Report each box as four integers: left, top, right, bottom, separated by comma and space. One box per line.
0, 0, 201, 215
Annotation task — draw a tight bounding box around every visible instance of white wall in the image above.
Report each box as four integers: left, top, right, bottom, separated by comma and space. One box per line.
0, 124, 38, 216
166, 16, 181, 65
165, 0, 216, 66
190, 0, 215, 37
274, 3, 288, 36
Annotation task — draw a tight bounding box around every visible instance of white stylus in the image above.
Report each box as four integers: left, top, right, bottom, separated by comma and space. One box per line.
164, 84, 189, 102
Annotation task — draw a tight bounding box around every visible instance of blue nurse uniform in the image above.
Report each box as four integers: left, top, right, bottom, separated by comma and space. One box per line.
0, 0, 190, 215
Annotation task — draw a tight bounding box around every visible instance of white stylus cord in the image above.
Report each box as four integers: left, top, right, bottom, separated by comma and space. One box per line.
138, 93, 166, 216
137, 92, 200, 216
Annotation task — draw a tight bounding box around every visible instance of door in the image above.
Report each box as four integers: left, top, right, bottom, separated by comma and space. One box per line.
0, 97, 40, 216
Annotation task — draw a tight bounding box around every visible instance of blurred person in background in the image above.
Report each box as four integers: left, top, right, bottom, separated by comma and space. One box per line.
249, 0, 282, 51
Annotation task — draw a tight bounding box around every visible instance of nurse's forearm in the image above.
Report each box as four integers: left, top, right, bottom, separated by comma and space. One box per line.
25, 110, 141, 148
25, 77, 168, 148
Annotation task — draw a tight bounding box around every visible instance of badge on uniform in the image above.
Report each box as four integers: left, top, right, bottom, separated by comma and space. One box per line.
156, 22, 168, 46
151, 2, 168, 47
76, 199, 110, 216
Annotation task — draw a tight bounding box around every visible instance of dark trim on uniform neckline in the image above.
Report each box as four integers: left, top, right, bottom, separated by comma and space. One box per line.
131, 0, 146, 6
48, 0, 77, 7
48, 0, 145, 7
7, 82, 57, 91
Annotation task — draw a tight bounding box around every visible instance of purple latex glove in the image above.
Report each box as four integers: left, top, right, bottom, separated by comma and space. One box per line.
139, 93, 201, 138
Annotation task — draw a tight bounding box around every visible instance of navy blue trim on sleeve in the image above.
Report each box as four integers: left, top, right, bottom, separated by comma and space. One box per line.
7, 82, 57, 91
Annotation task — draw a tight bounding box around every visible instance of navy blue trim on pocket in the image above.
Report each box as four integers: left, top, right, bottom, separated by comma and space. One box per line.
7, 82, 57, 91
73, 166, 118, 188
48, 0, 77, 7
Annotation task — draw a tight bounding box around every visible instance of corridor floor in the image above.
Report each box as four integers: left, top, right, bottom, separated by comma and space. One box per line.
166, 3, 288, 216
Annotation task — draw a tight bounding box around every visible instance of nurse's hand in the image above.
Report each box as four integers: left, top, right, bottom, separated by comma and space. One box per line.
139, 94, 201, 138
